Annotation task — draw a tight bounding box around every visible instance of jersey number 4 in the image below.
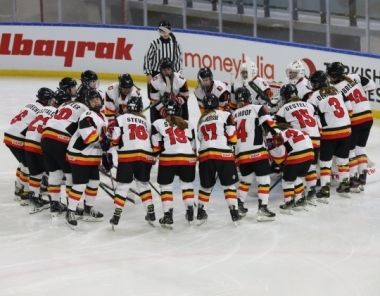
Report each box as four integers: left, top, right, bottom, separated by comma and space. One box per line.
10, 110, 28, 124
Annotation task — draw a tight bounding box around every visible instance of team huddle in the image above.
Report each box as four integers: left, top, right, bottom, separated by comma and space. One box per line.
3, 58, 375, 230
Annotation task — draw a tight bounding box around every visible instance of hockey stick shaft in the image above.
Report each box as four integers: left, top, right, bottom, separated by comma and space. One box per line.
99, 182, 136, 204
270, 175, 282, 190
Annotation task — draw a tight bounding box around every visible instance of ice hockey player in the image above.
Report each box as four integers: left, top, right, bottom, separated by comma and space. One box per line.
232, 87, 276, 221
327, 62, 375, 192
308, 70, 352, 201
151, 100, 197, 228
77, 70, 99, 102
103, 73, 141, 123
4, 87, 51, 204
197, 93, 240, 224
194, 67, 230, 113
24, 88, 61, 213
149, 58, 189, 121
265, 123, 314, 214
58, 77, 78, 100
231, 61, 272, 109
41, 88, 89, 217
285, 60, 313, 101
276, 84, 320, 202
109, 95, 156, 228
65, 90, 108, 229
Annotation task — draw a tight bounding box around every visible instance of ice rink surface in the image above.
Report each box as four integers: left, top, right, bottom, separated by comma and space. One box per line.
0, 77, 379, 296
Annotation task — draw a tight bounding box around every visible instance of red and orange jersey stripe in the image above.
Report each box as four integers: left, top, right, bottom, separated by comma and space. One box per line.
224, 189, 237, 200
285, 149, 314, 165
236, 149, 269, 165
258, 184, 270, 195
320, 167, 331, 177
3, 133, 24, 149
294, 183, 304, 195
41, 128, 71, 144
29, 177, 41, 188
182, 189, 194, 200
85, 186, 98, 197
283, 188, 294, 198
238, 181, 250, 193
118, 151, 154, 164
68, 188, 82, 201
66, 152, 102, 166
310, 136, 320, 149
159, 154, 197, 166
199, 149, 235, 162
83, 130, 99, 144
338, 165, 349, 173
140, 190, 152, 203
199, 190, 211, 203
48, 185, 61, 194
306, 171, 318, 182
320, 125, 351, 140
226, 132, 237, 145
160, 191, 173, 202
351, 110, 373, 126
24, 139, 42, 154
357, 155, 368, 165
114, 194, 126, 207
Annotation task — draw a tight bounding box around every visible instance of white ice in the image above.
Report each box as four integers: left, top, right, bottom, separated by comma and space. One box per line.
0, 77, 379, 296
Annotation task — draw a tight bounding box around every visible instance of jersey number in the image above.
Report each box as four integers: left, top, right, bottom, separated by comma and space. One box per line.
54, 108, 73, 120
10, 110, 28, 124
347, 89, 367, 104
129, 124, 148, 140
291, 109, 316, 128
328, 97, 345, 118
165, 127, 187, 145
236, 119, 248, 142
27, 115, 49, 134
200, 123, 217, 141
285, 129, 305, 144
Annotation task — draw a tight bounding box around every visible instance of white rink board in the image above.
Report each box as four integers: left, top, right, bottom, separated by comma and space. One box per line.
1, 23, 380, 111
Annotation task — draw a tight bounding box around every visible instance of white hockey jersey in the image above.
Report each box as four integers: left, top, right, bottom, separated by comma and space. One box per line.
333, 74, 373, 126
103, 83, 141, 121
4, 101, 44, 149
42, 101, 88, 145
268, 128, 314, 166
231, 76, 270, 107
276, 100, 320, 148
67, 111, 108, 166
308, 89, 351, 140
233, 104, 276, 165
198, 109, 236, 162
151, 118, 196, 166
150, 72, 189, 112
111, 113, 154, 164
194, 80, 230, 111
293, 77, 313, 101
24, 106, 57, 154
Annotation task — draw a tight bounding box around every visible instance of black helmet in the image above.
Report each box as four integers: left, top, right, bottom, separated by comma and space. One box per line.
127, 96, 143, 113
309, 70, 329, 91
235, 87, 252, 104
59, 77, 77, 92
164, 100, 181, 116
202, 93, 219, 110
158, 20, 171, 32
280, 84, 298, 102
118, 73, 134, 89
81, 70, 98, 85
54, 89, 71, 106
160, 58, 173, 71
326, 62, 345, 81
198, 67, 213, 82
36, 87, 55, 105
85, 89, 102, 112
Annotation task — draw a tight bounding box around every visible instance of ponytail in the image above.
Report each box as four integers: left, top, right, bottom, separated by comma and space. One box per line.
166, 115, 188, 130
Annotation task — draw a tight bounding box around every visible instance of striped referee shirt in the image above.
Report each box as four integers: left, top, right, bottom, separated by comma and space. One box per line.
143, 36, 182, 75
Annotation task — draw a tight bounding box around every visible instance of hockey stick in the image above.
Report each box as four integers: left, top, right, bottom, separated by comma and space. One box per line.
248, 80, 273, 106
270, 174, 282, 190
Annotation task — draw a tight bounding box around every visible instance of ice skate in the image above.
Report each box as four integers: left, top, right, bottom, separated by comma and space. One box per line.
159, 208, 173, 229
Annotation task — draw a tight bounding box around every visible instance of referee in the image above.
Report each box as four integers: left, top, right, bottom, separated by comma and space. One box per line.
144, 20, 183, 120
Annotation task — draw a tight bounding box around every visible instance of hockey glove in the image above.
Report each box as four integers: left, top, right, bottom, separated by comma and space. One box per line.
159, 107, 167, 118
100, 136, 111, 152
101, 153, 113, 172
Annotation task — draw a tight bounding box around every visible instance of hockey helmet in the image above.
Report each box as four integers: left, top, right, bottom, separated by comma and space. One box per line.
54, 89, 71, 107
158, 20, 172, 33
36, 87, 55, 106
309, 70, 329, 91
81, 70, 98, 89
118, 73, 134, 89
85, 89, 103, 112
202, 93, 219, 110
235, 87, 252, 105
198, 67, 213, 88
280, 84, 298, 102
127, 96, 143, 113
326, 62, 345, 82
59, 77, 77, 92
285, 60, 306, 83
164, 99, 181, 116
240, 62, 258, 80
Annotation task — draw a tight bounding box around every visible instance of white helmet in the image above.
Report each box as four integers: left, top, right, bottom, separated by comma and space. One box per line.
240, 61, 258, 81
285, 60, 306, 83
